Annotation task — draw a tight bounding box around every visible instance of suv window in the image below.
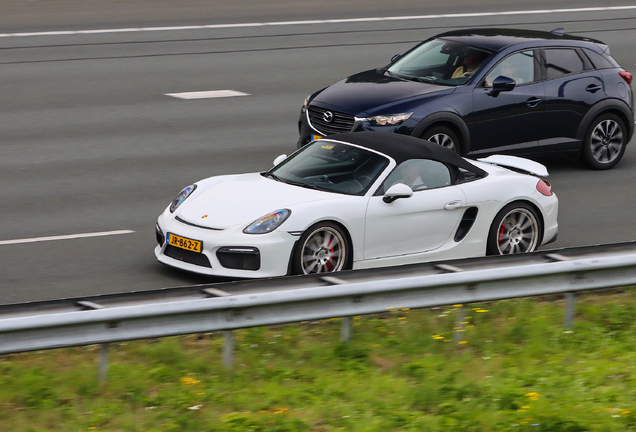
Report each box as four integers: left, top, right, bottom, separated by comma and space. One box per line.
387, 38, 493, 86
484, 51, 535, 86
544, 48, 585, 79
582, 48, 617, 70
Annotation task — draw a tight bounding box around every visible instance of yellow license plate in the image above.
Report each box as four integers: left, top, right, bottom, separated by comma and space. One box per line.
167, 233, 202, 253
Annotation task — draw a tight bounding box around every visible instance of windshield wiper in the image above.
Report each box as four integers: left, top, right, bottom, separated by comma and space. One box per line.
284, 179, 326, 191
261, 172, 326, 190
261, 171, 284, 182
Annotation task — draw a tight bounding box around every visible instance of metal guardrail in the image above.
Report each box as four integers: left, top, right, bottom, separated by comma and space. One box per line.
2, 243, 636, 356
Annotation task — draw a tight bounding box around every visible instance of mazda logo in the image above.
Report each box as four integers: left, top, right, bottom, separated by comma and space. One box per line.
323, 111, 334, 123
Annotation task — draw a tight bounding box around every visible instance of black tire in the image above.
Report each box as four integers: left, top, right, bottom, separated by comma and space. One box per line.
581, 113, 627, 170
486, 202, 541, 256
422, 125, 461, 155
291, 222, 352, 275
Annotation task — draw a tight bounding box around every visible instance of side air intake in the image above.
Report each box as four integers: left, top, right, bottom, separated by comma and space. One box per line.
454, 207, 479, 242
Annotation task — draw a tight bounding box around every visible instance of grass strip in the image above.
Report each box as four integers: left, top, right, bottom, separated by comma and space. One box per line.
1, 291, 636, 431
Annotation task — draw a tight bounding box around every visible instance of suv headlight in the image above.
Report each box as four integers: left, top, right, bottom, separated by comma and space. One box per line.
169, 184, 197, 213
366, 112, 413, 126
244, 209, 291, 234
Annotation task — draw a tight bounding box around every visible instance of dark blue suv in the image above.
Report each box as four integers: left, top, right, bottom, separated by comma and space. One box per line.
298, 28, 634, 169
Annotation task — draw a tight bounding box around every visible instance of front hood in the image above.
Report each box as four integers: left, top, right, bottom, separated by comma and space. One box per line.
312, 69, 455, 116
177, 173, 328, 229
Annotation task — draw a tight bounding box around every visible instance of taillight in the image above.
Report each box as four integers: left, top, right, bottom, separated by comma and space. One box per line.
536, 179, 552, 196
619, 71, 633, 85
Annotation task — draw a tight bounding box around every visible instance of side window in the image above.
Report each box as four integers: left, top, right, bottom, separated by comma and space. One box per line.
382, 159, 451, 192
544, 48, 585, 79
582, 48, 617, 70
484, 51, 535, 87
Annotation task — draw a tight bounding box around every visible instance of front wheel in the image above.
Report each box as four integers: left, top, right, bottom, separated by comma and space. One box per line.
291, 222, 352, 275
486, 202, 541, 255
581, 113, 627, 170
422, 125, 461, 154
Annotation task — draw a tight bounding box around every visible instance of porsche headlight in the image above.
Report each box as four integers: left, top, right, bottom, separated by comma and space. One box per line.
243, 209, 291, 234
366, 112, 413, 126
169, 184, 197, 213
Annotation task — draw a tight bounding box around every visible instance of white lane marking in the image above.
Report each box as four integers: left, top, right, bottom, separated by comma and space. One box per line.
0, 230, 135, 246
1, 6, 636, 38
165, 90, 250, 100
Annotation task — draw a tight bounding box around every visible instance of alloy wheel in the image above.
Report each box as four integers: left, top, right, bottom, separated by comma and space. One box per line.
300, 226, 347, 274
495, 208, 539, 254
590, 119, 624, 164
427, 133, 456, 153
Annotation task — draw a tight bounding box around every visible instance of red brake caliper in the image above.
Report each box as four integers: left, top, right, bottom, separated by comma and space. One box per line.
326, 237, 334, 270
498, 223, 505, 243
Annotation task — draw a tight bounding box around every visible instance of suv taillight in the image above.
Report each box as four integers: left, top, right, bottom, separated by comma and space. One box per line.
536, 179, 552, 196
619, 71, 633, 85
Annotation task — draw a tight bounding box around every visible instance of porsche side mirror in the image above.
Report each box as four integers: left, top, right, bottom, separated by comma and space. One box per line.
390, 54, 402, 63
383, 183, 413, 203
489, 75, 516, 97
273, 154, 287, 166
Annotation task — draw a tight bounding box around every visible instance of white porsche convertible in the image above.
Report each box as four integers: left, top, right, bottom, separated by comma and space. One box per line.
155, 132, 558, 277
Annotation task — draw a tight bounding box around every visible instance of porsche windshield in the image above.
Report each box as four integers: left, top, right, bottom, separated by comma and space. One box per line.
267, 141, 389, 195
387, 38, 493, 85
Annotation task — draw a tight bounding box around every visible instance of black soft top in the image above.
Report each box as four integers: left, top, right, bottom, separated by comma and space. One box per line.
326, 131, 487, 177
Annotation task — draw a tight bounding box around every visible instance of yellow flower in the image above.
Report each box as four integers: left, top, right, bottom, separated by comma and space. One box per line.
525, 392, 540, 401
459, 341, 468, 344
432, 335, 444, 340
180, 376, 201, 385
453, 304, 463, 307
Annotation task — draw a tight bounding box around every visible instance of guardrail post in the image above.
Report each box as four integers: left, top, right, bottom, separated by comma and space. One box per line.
564, 292, 576, 328
341, 317, 352, 341
223, 330, 234, 369
453, 306, 466, 344
98, 343, 109, 383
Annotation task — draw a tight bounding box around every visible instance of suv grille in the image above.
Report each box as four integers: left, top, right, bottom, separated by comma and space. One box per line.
308, 106, 355, 135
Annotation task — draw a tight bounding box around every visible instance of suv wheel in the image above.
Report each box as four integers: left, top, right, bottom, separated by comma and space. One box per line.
422, 126, 460, 154
581, 113, 627, 170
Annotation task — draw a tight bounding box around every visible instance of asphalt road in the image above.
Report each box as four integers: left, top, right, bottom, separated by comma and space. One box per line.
1, 1, 635, 304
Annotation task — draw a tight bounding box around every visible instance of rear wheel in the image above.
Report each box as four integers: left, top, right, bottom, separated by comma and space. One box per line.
486, 202, 541, 255
291, 222, 351, 275
581, 113, 627, 170
422, 125, 460, 154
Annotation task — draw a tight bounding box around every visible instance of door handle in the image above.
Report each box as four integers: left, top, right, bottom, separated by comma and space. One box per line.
526, 97, 543, 108
586, 84, 602, 93
444, 200, 463, 211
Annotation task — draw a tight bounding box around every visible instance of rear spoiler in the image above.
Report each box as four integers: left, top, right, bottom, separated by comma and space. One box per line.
477, 155, 549, 177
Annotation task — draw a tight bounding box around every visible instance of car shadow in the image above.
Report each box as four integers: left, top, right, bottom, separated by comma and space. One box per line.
154, 262, 239, 286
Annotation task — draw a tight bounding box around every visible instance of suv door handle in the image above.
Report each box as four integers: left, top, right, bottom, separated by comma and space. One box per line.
526, 97, 543, 107
444, 200, 463, 211
586, 84, 602, 93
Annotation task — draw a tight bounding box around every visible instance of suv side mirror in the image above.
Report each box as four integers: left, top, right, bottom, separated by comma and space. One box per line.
383, 183, 413, 203
489, 75, 516, 97
273, 154, 287, 166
